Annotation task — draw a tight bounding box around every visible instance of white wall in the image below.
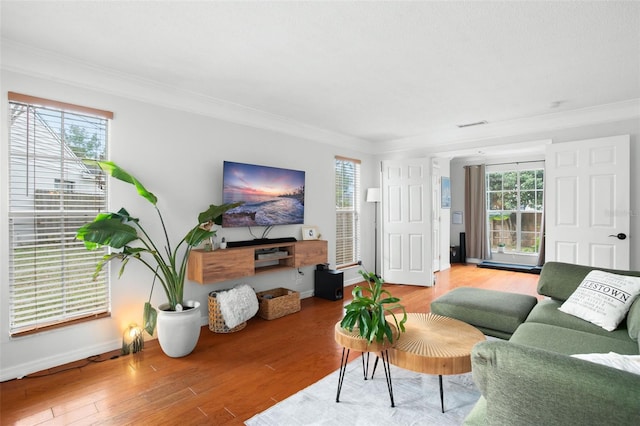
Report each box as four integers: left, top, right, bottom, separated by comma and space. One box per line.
2, 70, 637, 381
448, 119, 640, 269
0, 70, 375, 380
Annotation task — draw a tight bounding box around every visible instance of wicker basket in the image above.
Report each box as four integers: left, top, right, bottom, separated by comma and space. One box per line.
256, 287, 301, 320
208, 291, 247, 333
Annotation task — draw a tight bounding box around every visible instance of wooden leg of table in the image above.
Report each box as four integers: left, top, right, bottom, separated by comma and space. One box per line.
336, 347, 350, 402
380, 350, 395, 408
439, 375, 444, 413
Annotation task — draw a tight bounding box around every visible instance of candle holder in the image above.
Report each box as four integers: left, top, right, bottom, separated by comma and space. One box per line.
122, 323, 144, 355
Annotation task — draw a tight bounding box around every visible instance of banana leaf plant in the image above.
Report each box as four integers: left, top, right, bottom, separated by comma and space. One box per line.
75, 161, 242, 336
340, 270, 407, 344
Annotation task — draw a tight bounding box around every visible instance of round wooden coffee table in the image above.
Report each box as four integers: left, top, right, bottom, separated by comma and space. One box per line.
388, 312, 485, 412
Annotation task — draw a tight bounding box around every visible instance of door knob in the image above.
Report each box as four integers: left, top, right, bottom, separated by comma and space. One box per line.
608, 233, 627, 240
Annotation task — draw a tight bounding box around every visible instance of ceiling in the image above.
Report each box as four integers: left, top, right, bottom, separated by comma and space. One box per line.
2, 1, 639, 155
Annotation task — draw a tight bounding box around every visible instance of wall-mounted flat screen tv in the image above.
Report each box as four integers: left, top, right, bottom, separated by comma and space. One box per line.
222, 161, 305, 227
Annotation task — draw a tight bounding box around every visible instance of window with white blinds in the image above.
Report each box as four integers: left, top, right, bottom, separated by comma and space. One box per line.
335, 156, 361, 268
8, 93, 113, 336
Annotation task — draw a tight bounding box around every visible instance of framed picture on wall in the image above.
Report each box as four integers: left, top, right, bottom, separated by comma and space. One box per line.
453, 211, 463, 224
441, 177, 451, 208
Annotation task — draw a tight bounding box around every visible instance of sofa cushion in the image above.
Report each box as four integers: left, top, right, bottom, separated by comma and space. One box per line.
526, 299, 631, 341
626, 296, 640, 341
430, 287, 538, 336
470, 340, 640, 426
537, 262, 640, 302
510, 322, 639, 355
572, 352, 640, 375
558, 270, 640, 331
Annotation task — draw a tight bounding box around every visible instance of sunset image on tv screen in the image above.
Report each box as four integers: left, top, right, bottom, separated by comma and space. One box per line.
222, 161, 305, 227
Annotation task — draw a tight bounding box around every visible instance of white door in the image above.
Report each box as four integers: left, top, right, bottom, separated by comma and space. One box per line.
545, 135, 630, 269
432, 173, 441, 272
381, 158, 432, 286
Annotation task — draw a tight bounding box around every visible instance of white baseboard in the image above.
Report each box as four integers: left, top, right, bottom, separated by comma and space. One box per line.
1, 338, 121, 382
299, 290, 314, 299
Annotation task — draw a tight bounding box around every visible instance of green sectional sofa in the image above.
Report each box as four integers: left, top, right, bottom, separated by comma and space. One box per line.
434, 262, 640, 425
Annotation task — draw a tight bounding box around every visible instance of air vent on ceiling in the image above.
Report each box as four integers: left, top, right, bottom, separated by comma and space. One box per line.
456, 120, 488, 128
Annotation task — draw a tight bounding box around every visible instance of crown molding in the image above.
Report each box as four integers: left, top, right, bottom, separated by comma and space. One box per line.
3, 39, 637, 157
1, 39, 372, 153
374, 98, 640, 155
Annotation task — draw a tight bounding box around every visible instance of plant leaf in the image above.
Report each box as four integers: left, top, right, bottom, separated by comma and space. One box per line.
143, 302, 157, 336
197, 202, 244, 225
94, 161, 158, 205
184, 226, 213, 247
76, 217, 139, 249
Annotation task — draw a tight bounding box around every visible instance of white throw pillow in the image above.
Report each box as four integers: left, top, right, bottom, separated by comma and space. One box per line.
559, 270, 640, 331
572, 352, 640, 375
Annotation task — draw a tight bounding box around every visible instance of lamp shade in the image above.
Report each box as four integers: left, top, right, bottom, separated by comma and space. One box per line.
366, 188, 381, 203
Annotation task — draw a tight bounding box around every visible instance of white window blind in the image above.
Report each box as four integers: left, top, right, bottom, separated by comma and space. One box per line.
335, 156, 361, 268
8, 93, 112, 336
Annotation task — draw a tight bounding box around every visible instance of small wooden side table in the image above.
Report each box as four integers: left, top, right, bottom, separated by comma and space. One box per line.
334, 322, 396, 407
388, 313, 485, 412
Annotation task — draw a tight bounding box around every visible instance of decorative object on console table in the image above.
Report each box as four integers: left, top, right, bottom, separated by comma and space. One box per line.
75, 161, 241, 358
315, 267, 344, 301
302, 225, 320, 240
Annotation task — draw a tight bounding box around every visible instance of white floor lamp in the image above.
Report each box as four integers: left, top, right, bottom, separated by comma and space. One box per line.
366, 188, 381, 277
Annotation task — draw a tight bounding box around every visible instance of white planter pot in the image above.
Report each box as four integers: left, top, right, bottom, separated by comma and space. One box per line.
156, 300, 201, 358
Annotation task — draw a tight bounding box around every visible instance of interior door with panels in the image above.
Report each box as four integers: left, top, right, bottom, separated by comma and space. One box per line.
381, 158, 432, 286
545, 135, 630, 269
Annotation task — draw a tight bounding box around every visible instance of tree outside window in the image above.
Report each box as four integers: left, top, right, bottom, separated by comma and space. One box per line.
487, 166, 544, 254
8, 94, 111, 336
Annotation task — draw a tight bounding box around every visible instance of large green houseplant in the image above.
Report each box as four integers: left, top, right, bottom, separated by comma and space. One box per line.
76, 161, 241, 337
340, 270, 407, 344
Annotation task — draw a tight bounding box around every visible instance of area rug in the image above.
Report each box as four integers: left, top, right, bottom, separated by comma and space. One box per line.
245, 357, 480, 425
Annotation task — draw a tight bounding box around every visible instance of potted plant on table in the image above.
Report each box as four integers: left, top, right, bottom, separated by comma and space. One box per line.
340, 270, 407, 345
76, 161, 241, 357
336, 270, 407, 406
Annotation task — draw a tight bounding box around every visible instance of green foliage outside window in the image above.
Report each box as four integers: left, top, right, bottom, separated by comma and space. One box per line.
487, 167, 544, 254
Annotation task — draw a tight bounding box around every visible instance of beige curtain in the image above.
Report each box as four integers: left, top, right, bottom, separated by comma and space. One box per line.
537, 214, 546, 266
464, 165, 489, 260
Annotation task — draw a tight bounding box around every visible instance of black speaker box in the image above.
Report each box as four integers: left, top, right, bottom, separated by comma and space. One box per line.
314, 270, 344, 301
460, 232, 467, 263
450, 246, 461, 263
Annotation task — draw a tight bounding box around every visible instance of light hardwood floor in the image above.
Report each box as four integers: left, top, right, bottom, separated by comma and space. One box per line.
0, 264, 542, 425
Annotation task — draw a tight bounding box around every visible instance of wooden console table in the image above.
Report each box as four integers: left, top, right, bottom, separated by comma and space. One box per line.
187, 240, 328, 284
